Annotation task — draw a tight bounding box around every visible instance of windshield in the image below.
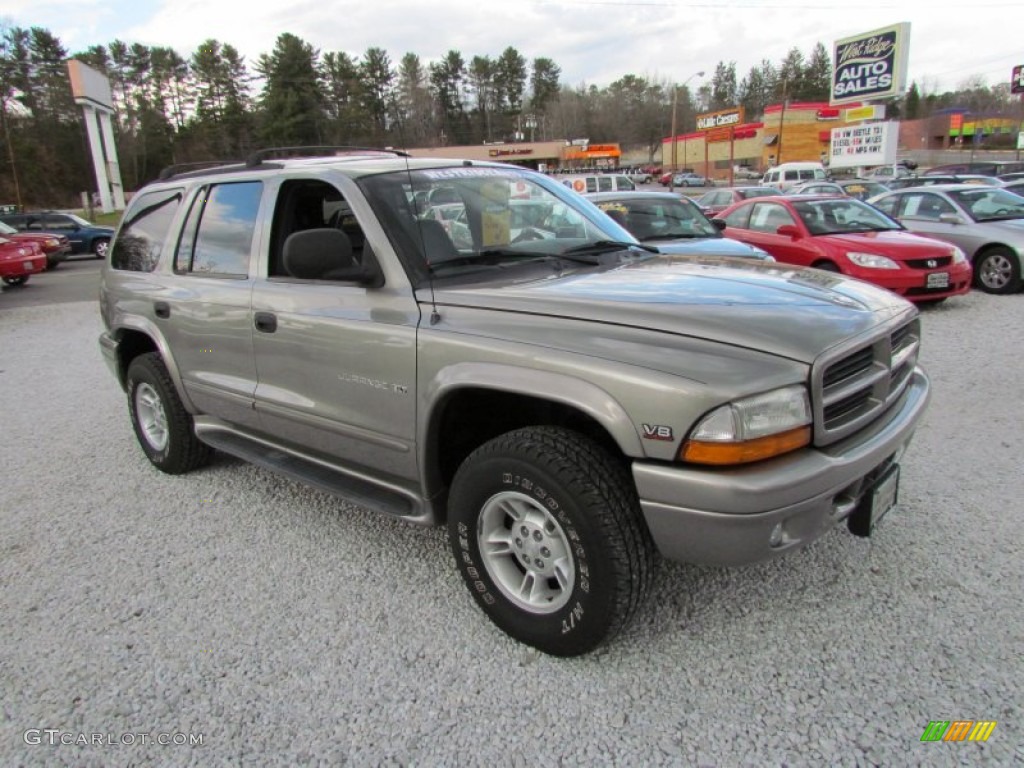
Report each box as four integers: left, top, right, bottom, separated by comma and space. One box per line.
65, 213, 93, 227
592, 196, 719, 241
357, 166, 646, 283
791, 198, 902, 235
948, 188, 1024, 222
0, 221, 16, 235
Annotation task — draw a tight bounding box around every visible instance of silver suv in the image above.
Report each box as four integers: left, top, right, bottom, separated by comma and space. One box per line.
99, 149, 930, 656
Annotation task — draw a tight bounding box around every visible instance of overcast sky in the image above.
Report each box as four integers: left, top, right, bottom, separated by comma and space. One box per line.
3, 0, 1022, 97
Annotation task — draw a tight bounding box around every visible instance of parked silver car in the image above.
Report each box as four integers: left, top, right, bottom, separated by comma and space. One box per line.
869, 183, 1024, 293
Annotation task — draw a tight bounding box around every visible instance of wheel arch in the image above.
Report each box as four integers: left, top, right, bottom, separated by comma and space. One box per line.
421, 364, 643, 518
109, 321, 196, 412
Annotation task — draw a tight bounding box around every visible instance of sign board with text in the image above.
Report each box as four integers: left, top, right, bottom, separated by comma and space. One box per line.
1012, 65, 1024, 95
696, 107, 744, 131
829, 121, 898, 168
831, 23, 910, 105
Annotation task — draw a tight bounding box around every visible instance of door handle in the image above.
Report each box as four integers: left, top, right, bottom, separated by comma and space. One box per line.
254, 311, 277, 333
154, 301, 170, 319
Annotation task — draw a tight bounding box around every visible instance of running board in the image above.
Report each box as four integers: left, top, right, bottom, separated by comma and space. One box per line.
193, 421, 428, 524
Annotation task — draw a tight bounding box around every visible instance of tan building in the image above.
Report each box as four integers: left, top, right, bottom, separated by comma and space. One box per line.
662, 102, 869, 181
405, 141, 621, 171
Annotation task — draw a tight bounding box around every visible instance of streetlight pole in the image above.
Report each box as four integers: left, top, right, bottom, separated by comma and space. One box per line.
670, 71, 704, 192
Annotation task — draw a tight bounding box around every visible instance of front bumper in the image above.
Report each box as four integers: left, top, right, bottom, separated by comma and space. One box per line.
634, 366, 930, 566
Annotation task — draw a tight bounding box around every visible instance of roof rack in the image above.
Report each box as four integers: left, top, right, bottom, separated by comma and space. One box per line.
244, 145, 411, 167
157, 160, 242, 181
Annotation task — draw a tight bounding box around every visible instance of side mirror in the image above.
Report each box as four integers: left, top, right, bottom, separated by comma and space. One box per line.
938, 213, 963, 225
711, 218, 727, 231
776, 224, 802, 239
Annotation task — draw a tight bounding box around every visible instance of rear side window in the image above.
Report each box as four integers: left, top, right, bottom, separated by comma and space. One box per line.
111, 188, 183, 272
175, 182, 262, 277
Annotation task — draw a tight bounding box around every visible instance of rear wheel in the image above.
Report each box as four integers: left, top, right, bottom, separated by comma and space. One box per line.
974, 247, 1021, 294
448, 426, 654, 656
126, 352, 211, 474
2, 275, 28, 287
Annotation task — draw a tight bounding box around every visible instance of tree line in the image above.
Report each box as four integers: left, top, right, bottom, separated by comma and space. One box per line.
1, 24, 1018, 208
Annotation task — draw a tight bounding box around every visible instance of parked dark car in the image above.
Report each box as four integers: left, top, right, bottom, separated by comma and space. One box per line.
924, 161, 1024, 177
586, 190, 773, 260
0, 211, 115, 259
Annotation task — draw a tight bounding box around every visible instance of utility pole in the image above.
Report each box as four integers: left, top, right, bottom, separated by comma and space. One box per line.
669, 71, 704, 192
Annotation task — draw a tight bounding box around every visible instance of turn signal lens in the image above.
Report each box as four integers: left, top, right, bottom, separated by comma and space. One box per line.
682, 426, 812, 465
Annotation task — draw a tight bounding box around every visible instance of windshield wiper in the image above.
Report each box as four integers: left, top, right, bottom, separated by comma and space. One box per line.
562, 239, 658, 256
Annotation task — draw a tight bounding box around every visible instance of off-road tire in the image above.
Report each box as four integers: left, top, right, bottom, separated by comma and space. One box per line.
448, 426, 654, 656
126, 352, 211, 474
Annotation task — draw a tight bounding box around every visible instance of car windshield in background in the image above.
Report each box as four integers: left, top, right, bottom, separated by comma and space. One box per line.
593, 197, 719, 241
791, 198, 902, 235
357, 167, 642, 280
948, 188, 1024, 222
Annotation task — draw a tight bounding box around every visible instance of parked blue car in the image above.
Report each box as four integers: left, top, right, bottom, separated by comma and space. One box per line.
0, 211, 115, 259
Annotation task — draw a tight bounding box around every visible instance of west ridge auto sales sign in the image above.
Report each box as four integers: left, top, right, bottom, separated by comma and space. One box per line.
831, 22, 910, 106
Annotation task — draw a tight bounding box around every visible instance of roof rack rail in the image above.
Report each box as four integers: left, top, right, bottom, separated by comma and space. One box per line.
157, 160, 242, 181
244, 145, 410, 167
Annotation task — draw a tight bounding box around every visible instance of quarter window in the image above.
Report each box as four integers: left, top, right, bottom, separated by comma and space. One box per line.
175, 182, 262, 276
111, 188, 183, 272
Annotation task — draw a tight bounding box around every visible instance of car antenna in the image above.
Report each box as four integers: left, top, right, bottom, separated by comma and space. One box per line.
390, 96, 440, 326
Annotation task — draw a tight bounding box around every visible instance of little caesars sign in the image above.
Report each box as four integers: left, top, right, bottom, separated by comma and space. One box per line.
831, 22, 910, 105
696, 107, 744, 131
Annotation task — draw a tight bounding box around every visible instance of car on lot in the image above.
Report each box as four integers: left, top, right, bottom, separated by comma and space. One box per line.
835, 179, 891, 201
715, 194, 972, 303
884, 174, 1003, 191
0, 220, 70, 269
0, 236, 47, 287
0, 211, 116, 259
585, 191, 774, 260
785, 182, 847, 197
1002, 179, 1024, 195
868, 183, 1024, 294
99, 149, 930, 656
760, 162, 828, 192
672, 172, 710, 187
924, 161, 1024, 177
694, 186, 781, 215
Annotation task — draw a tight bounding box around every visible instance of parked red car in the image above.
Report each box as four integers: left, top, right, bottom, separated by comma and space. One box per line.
0, 220, 70, 269
715, 195, 972, 303
0, 237, 47, 287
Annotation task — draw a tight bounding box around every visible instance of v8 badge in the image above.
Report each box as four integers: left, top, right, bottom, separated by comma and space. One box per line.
642, 424, 674, 441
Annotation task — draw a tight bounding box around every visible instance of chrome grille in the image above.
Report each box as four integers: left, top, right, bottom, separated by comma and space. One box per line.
812, 315, 921, 446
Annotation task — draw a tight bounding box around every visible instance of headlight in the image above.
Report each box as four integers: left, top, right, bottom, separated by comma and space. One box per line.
847, 251, 899, 269
752, 248, 775, 262
681, 385, 812, 465
950, 246, 967, 264
46, 238, 58, 246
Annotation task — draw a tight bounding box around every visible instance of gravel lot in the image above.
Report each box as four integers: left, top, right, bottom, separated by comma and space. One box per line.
1, 292, 1022, 767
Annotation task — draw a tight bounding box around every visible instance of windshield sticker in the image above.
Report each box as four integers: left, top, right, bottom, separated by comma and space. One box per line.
422, 168, 517, 180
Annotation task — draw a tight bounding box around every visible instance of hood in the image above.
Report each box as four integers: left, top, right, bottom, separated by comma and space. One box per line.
822, 229, 960, 258
652, 236, 772, 260
430, 253, 912, 364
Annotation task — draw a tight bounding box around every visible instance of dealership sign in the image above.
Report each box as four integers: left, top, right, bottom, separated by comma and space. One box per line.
829, 121, 898, 168
831, 23, 910, 105
696, 107, 744, 131
1013, 65, 1024, 95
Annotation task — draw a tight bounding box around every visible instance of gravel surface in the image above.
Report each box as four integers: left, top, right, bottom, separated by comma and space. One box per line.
1, 294, 1022, 767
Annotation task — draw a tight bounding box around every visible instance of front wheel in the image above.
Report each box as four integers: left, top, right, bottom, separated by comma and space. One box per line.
974, 247, 1021, 294
2, 275, 28, 287
126, 352, 211, 474
448, 426, 654, 656
93, 238, 110, 260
